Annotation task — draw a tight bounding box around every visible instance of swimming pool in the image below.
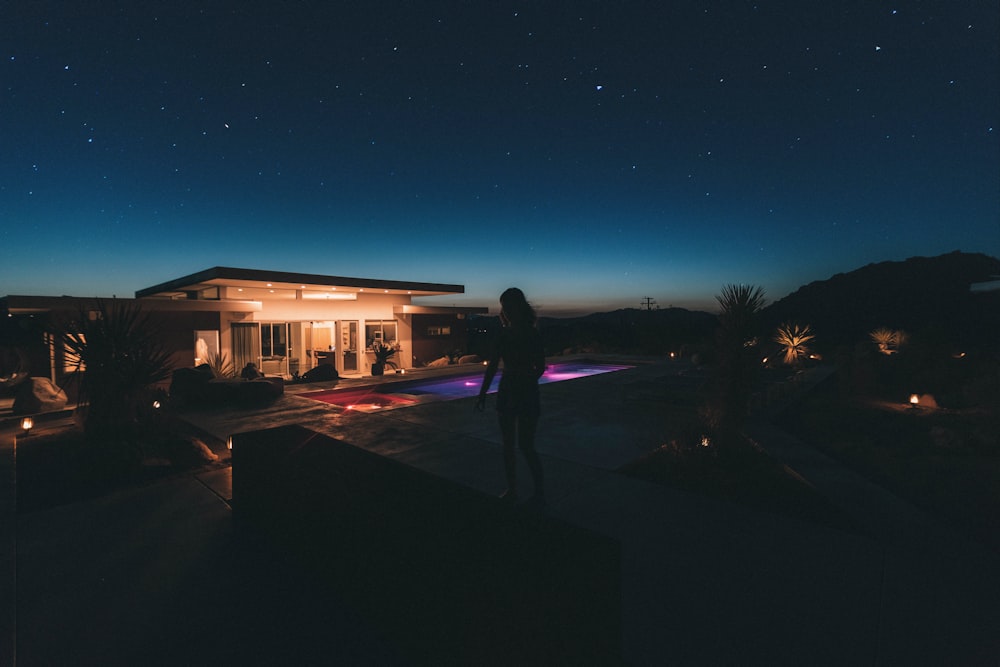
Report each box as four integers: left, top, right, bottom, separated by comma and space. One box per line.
302, 361, 634, 411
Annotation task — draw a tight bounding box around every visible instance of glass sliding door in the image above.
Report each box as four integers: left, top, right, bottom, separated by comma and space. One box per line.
337, 321, 358, 373
261, 322, 289, 375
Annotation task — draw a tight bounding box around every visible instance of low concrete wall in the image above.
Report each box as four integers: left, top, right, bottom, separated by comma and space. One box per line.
233, 424, 621, 665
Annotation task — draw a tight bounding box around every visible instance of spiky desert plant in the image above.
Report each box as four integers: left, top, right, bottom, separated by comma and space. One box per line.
706, 284, 766, 452
870, 327, 897, 354
206, 351, 235, 378
371, 341, 399, 369
774, 322, 815, 367
61, 298, 173, 444
870, 327, 908, 355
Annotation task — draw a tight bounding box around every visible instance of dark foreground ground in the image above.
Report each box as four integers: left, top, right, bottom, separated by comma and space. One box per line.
3, 357, 999, 665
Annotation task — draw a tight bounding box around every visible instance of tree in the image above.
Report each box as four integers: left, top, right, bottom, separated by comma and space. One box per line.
60, 299, 173, 447
774, 322, 815, 367
704, 284, 766, 452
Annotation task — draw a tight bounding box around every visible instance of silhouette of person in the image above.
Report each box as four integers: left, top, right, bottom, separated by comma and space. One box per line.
475, 287, 546, 506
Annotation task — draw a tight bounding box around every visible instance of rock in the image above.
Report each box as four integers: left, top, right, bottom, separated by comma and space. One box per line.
457, 354, 481, 365
299, 364, 338, 383
427, 357, 451, 368
13, 377, 68, 415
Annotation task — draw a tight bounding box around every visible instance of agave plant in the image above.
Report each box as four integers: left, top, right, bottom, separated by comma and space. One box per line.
206, 351, 235, 378
870, 327, 907, 355
60, 298, 173, 443
774, 322, 815, 367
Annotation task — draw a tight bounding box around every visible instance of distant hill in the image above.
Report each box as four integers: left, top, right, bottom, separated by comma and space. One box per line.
538, 307, 717, 355
760, 251, 1000, 350
472, 251, 1000, 356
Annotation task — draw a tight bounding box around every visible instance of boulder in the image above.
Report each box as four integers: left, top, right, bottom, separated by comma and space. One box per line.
298, 364, 339, 383
457, 354, 481, 365
427, 357, 451, 368
13, 377, 68, 415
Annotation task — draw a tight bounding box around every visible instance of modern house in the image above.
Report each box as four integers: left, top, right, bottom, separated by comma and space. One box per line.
2, 266, 488, 387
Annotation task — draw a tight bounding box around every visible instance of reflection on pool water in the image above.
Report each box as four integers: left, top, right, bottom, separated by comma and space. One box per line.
302, 361, 633, 411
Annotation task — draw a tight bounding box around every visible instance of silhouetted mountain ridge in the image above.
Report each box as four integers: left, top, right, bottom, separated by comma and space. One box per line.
761, 251, 1000, 348
535, 251, 999, 354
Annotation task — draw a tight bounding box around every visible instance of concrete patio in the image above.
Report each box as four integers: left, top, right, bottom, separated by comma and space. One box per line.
2, 357, 998, 665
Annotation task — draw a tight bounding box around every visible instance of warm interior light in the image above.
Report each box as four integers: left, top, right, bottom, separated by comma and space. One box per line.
909, 394, 920, 406
21, 416, 34, 432
152, 400, 161, 409
227, 436, 233, 450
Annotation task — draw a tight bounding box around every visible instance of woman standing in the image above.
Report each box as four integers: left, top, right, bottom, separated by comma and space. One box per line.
475, 287, 546, 506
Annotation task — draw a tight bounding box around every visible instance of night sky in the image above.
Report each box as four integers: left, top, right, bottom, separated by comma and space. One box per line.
3, 2, 997, 315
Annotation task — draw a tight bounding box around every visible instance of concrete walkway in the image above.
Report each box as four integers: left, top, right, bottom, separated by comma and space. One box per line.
3, 358, 999, 665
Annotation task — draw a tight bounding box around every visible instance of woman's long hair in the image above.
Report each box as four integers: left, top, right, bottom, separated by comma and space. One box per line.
500, 287, 537, 328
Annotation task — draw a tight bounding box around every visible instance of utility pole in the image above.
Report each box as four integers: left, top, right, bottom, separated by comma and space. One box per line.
640, 296, 657, 311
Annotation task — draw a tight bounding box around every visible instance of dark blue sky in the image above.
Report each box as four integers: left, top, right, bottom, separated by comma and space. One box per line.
3, 2, 997, 315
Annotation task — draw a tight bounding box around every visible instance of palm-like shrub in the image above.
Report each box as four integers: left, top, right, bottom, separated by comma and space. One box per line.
60, 299, 173, 444
371, 341, 399, 369
206, 351, 235, 378
704, 284, 766, 451
774, 322, 815, 367
870, 327, 908, 355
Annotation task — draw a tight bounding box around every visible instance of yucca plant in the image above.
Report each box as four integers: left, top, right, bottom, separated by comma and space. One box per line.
206, 351, 235, 378
60, 299, 173, 445
870, 327, 908, 355
774, 322, 815, 367
705, 284, 766, 453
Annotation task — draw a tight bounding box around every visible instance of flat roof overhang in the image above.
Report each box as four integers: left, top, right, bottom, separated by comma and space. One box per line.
135, 266, 465, 301
2, 295, 260, 315
393, 304, 489, 316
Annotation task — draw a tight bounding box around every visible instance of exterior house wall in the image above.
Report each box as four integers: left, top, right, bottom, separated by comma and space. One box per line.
411, 313, 473, 366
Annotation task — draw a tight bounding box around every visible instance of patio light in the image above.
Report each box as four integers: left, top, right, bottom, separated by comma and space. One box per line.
909, 394, 920, 407
20, 416, 34, 434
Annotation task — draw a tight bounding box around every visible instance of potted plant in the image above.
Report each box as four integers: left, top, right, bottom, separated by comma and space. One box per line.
370, 341, 399, 376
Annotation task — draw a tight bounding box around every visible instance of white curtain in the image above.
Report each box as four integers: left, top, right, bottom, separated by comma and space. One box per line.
232, 323, 260, 373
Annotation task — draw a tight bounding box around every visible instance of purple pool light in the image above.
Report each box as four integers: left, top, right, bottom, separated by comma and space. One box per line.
387, 361, 633, 397
539, 363, 633, 384
302, 361, 634, 409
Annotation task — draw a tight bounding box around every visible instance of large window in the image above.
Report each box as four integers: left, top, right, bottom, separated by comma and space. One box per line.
261, 323, 287, 357
194, 330, 220, 366
365, 320, 397, 349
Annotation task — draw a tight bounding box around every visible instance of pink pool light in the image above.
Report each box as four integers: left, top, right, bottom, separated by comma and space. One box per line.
303, 388, 417, 411
539, 364, 633, 384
